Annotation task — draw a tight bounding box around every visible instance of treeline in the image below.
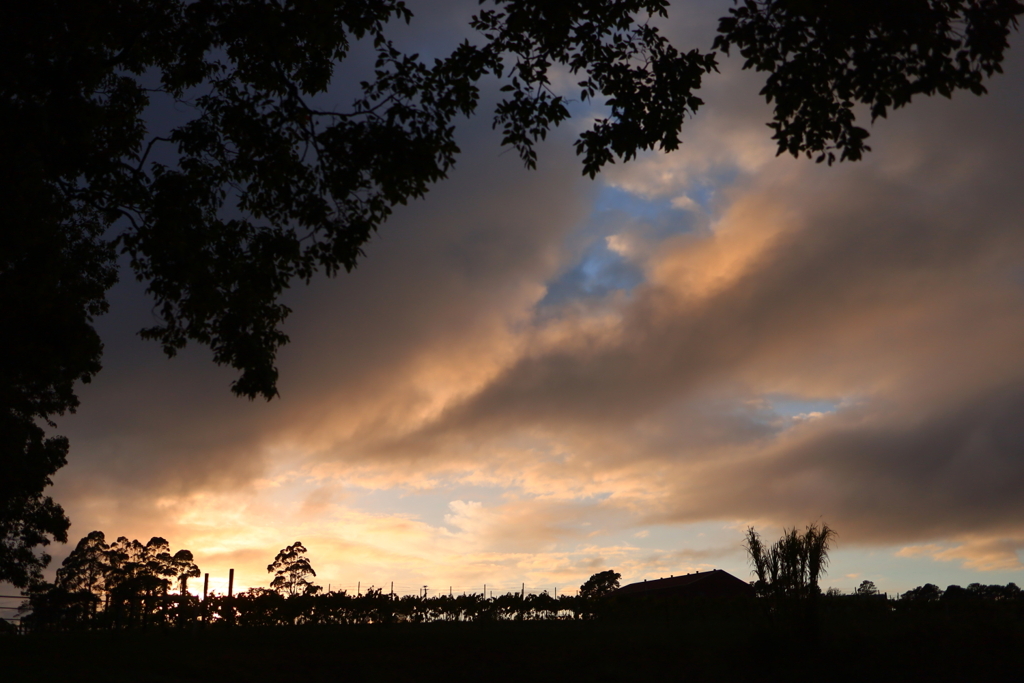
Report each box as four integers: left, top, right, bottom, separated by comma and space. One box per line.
22, 579, 1024, 634
15, 531, 608, 632
901, 582, 1022, 603
889, 580, 1024, 621
23, 582, 607, 632
11, 527, 1024, 633
23, 584, 603, 632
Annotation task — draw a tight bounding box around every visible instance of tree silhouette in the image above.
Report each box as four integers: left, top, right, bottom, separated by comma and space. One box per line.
855, 580, 879, 596
268, 541, 319, 597
0, 422, 71, 588
744, 523, 836, 600
579, 570, 621, 599
3, 1, 1021, 583
714, 0, 1023, 164
103, 536, 183, 626
902, 583, 943, 602
55, 531, 111, 608
37, 531, 200, 628
170, 549, 200, 595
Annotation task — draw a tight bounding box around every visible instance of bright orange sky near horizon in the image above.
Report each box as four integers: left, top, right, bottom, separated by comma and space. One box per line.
24, 1, 1024, 599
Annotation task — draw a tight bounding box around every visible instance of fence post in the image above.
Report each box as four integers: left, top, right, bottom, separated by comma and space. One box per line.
202, 573, 209, 624
228, 568, 235, 627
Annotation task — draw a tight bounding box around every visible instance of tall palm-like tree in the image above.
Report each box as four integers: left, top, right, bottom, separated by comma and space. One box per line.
744, 523, 836, 599
804, 522, 836, 595
743, 527, 768, 591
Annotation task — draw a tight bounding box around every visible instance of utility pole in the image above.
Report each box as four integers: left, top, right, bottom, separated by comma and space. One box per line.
228, 568, 234, 598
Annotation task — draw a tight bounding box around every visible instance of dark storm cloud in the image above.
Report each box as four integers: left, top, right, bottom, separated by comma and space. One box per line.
664, 381, 1024, 540
53, 108, 595, 502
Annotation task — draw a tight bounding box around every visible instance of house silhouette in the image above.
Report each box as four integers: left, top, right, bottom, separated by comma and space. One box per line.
616, 569, 754, 599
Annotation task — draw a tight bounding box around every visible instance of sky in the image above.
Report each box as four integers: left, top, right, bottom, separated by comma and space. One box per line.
31, 1, 1024, 598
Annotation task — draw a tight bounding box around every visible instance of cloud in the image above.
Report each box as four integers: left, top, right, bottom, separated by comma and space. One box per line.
55, 104, 594, 489
46, 12, 1024, 586
898, 537, 1024, 573
365, 40, 1024, 562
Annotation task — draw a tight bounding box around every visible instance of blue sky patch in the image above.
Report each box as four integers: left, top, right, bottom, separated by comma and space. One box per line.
767, 395, 841, 419
537, 184, 706, 309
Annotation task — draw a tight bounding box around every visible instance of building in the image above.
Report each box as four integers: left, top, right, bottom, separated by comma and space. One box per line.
615, 569, 754, 599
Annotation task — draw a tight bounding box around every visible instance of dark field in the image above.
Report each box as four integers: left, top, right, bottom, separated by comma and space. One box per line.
4, 608, 1023, 683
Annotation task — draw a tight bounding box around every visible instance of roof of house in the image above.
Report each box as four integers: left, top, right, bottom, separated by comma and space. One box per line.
615, 569, 751, 597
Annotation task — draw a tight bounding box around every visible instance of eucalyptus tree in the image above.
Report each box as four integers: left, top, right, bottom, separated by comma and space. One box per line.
54, 531, 111, 599
88, 535, 199, 626
27, 530, 199, 628
268, 541, 320, 597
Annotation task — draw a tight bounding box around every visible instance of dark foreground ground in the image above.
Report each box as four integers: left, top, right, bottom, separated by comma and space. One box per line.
4, 609, 1023, 682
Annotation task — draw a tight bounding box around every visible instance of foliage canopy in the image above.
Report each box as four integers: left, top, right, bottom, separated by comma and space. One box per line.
579, 569, 622, 599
